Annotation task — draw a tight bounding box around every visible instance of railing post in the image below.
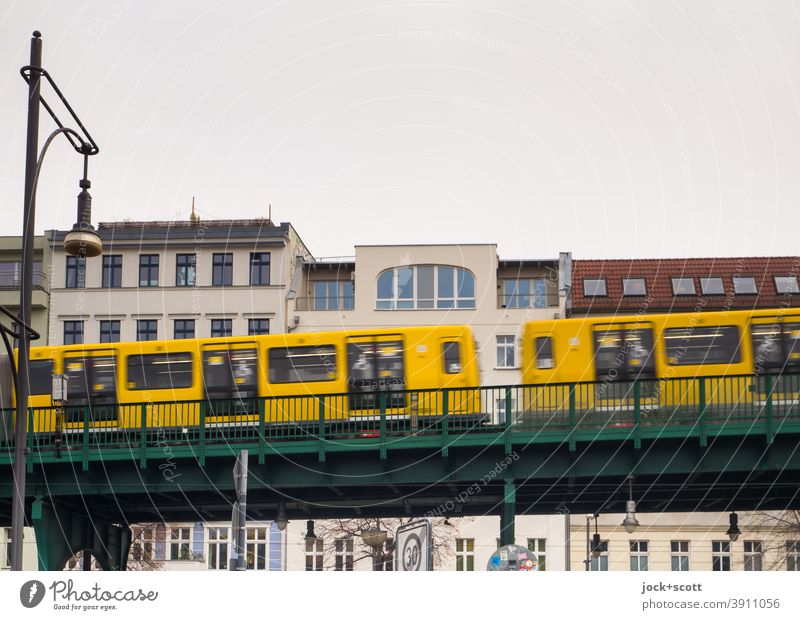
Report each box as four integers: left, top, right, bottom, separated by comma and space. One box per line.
139, 403, 147, 469
82, 405, 89, 471
698, 378, 707, 448
764, 373, 774, 445
379, 392, 387, 461
199, 400, 206, 466
258, 397, 266, 464
569, 384, 576, 452
633, 380, 641, 450
441, 389, 449, 458
26, 407, 34, 473
318, 396, 326, 463
504, 386, 513, 456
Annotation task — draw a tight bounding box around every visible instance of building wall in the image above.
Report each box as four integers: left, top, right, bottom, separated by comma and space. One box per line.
0, 526, 38, 571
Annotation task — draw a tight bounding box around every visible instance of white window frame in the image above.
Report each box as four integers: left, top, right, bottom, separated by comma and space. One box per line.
246, 526, 269, 570
455, 538, 475, 571
671, 540, 690, 571
334, 538, 354, 571
590, 540, 609, 571
305, 538, 324, 571
496, 335, 516, 369
712, 540, 731, 571
630, 540, 649, 571
527, 538, 546, 571
2, 527, 11, 568
169, 526, 192, 560
501, 278, 548, 308
787, 541, 800, 571
743, 540, 762, 571
130, 526, 154, 563
376, 265, 476, 310
207, 527, 229, 570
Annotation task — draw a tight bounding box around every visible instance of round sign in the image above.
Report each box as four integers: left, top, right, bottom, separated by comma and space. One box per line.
402, 533, 422, 571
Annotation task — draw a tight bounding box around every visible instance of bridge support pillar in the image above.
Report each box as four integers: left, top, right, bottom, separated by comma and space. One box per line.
31, 497, 132, 571
499, 481, 516, 546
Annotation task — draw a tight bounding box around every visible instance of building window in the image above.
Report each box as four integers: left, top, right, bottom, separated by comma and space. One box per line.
712, 540, 731, 571
671, 277, 696, 295
590, 540, 609, 571
174, 319, 195, 340
622, 278, 646, 296
211, 319, 232, 338
102, 255, 122, 288
305, 538, 323, 571
455, 538, 475, 571
212, 253, 233, 286
169, 527, 192, 560
496, 335, 516, 368
207, 527, 228, 570
527, 538, 546, 571
63, 320, 83, 345
176, 254, 196, 287
249, 252, 270, 286
787, 541, 800, 571
335, 538, 354, 571
136, 320, 158, 342
246, 527, 268, 570
248, 319, 270, 335
671, 541, 690, 571
314, 281, 355, 310
743, 541, 762, 571
3, 527, 11, 568
66, 256, 85, 288
583, 278, 606, 297
700, 277, 725, 295
376, 265, 475, 310
501, 278, 547, 308
99, 320, 120, 343
733, 275, 758, 295
775, 276, 800, 294
139, 254, 159, 287
630, 541, 649, 571
130, 527, 154, 563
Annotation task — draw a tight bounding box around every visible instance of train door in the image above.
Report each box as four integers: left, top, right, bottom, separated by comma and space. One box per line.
202, 342, 259, 418
592, 323, 656, 419
346, 335, 406, 413
62, 350, 118, 428
440, 338, 471, 416
750, 317, 800, 406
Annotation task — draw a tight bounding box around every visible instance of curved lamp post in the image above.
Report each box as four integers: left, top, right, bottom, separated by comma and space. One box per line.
9, 31, 101, 571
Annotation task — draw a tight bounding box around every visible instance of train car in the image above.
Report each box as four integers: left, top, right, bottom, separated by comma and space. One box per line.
15, 324, 481, 434
520, 307, 800, 420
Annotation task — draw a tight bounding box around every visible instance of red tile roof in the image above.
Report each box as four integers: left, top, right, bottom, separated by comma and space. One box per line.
571, 257, 800, 314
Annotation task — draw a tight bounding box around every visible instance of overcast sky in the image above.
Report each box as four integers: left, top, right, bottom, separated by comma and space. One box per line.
0, 1, 798, 260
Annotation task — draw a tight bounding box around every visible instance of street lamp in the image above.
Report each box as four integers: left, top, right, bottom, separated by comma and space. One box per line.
8, 30, 101, 571
621, 477, 640, 534
361, 528, 388, 571
304, 520, 317, 541
274, 502, 288, 532
727, 512, 741, 542
584, 513, 601, 571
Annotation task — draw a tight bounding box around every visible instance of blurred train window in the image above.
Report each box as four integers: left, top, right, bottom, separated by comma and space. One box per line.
774, 276, 800, 295
752, 322, 800, 372
268, 345, 336, 383
622, 278, 646, 296
583, 279, 606, 297
127, 353, 193, 390
733, 276, 757, 295
664, 326, 741, 366
28, 359, 53, 395
442, 341, 461, 374
700, 277, 725, 295
535, 337, 554, 369
671, 277, 696, 296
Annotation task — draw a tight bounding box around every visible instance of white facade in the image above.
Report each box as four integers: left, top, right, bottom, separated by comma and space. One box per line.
0, 526, 38, 571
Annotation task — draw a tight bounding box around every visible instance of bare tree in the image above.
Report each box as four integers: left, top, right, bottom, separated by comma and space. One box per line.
62, 523, 164, 571
743, 511, 800, 571
306, 517, 469, 570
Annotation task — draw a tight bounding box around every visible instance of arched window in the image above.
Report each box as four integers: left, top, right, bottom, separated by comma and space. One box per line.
376, 266, 476, 310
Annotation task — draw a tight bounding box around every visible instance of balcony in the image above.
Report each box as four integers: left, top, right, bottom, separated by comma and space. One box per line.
295, 295, 355, 311
0, 262, 46, 291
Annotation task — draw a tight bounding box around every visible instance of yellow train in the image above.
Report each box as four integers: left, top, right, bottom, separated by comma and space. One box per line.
17, 325, 480, 432
521, 307, 800, 413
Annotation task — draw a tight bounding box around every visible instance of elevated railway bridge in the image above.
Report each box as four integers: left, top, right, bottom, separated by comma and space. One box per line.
1, 374, 799, 570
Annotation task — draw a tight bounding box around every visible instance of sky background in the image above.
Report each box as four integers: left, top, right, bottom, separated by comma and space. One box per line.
0, 0, 798, 260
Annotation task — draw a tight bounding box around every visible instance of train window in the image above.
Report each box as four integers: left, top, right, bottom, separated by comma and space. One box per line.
535, 337, 554, 369
671, 277, 696, 296
203, 348, 258, 391
127, 353, 193, 390
268, 345, 337, 384
664, 326, 741, 366
752, 322, 800, 372
442, 342, 461, 374
593, 328, 655, 378
28, 359, 53, 395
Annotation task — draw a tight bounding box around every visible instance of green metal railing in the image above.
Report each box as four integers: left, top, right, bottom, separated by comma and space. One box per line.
1, 373, 799, 469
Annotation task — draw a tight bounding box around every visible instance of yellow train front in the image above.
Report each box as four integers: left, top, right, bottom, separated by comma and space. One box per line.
520, 308, 800, 421
17, 325, 482, 435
